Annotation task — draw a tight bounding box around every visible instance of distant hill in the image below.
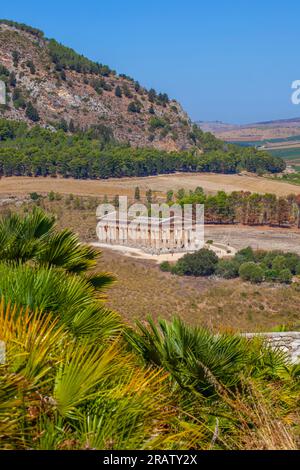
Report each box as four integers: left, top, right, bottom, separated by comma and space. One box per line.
196, 118, 300, 142
0, 19, 201, 152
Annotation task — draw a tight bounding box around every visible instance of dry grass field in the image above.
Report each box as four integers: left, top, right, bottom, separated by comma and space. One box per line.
1, 173, 300, 197
97, 249, 300, 332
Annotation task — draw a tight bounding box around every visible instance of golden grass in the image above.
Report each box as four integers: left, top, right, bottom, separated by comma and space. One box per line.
98, 249, 300, 333
1, 173, 300, 197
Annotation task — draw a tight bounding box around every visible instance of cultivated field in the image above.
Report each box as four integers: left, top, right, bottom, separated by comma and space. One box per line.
1, 173, 300, 197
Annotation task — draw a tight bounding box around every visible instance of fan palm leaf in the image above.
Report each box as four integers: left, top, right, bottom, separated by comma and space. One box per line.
126, 317, 291, 396
0, 263, 122, 340
0, 208, 100, 274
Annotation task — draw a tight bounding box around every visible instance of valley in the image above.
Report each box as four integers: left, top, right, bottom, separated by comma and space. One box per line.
1, 14, 300, 452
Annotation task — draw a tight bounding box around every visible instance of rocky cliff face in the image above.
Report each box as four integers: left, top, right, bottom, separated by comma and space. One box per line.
0, 21, 195, 151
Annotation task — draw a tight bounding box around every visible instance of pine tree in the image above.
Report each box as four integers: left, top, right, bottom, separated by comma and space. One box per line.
58, 119, 68, 132
166, 190, 174, 203
134, 187, 141, 200
25, 102, 40, 122
115, 86, 122, 98
69, 119, 75, 133
146, 189, 153, 204
12, 50, 20, 67
148, 88, 157, 103
9, 72, 16, 87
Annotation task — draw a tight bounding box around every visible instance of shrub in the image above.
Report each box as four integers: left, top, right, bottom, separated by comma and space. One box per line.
26, 60, 36, 74
171, 263, 184, 275
9, 72, 16, 87
160, 261, 171, 272
263, 251, 284, 268
128, 101, 141, 113
239, 262, 264, 283
29, 192, 42, 201
115, 86, 122, 98
12, 88, 26, 109
26, 102, 40, 122
277, 269, 293, 284
149, 117, 166, 130
0, 64, 9, 77
48, 191, 55, 201
166, 190, 174, 203
283, 253, 300, 274
235, 247, 255, 265
272, 255, 288, 273
175, 249, 218, 277
264, 269, 278, 282
295, 262, 300, 276
216, 259, 239, 279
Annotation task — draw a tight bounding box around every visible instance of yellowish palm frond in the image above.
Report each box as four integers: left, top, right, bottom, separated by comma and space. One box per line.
0, 298, 69, 385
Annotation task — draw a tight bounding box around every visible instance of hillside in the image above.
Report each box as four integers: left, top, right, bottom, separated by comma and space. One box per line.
0, 19, 199, 152
0, 20, 286, 179
197, 118, 300, 142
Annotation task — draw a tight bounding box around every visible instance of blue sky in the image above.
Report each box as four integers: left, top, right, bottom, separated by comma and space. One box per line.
1, 0, 300, 124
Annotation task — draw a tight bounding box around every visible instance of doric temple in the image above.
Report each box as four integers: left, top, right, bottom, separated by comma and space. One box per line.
96, 212, 204, 255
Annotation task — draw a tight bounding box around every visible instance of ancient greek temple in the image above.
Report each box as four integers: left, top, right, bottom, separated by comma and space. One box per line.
96, 212, 204, 254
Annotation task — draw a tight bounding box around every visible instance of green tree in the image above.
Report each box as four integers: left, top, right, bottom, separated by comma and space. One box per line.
69, 119, 75, 133
176, 248, 219, 276
166, 190, 174, 203
25, 102, 40, 122
146, 189, 153, 204
272, 255, 288, 273
216, 259, 239, 279
26, 60, 36, 74
148, 88, 157, 103
58, 118, 68, 132
9, 72, 16, 87
239, 262, 264, 283
115, 85, 122, 98
160, 261, 171, 272
277, 269, 293, 284
134, 186, 141, 200
176, 188, 186, 200
12, 50, 20, 67
113, 195, 120, 208
128, 101, 141, 113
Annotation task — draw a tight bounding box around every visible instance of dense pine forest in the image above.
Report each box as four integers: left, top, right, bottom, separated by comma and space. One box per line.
0, 119, 285, 179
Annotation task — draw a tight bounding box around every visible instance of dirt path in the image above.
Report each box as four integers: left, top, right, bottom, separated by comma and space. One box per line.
91, 241, 236, 263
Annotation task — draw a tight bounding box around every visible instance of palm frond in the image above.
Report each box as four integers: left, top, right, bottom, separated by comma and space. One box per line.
53, 341, 120, 418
